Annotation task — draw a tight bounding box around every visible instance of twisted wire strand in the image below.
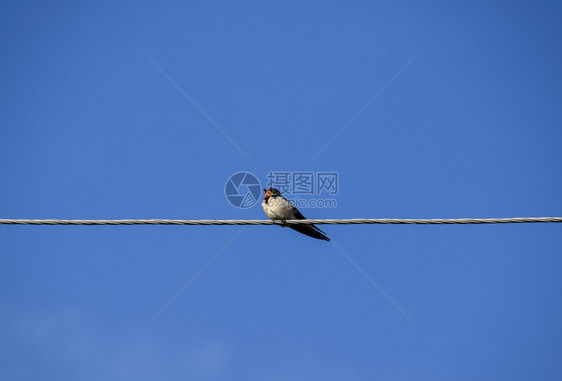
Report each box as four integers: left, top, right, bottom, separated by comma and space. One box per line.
1, 217, 561, 226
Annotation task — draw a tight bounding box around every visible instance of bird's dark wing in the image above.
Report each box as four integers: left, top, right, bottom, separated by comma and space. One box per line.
289, 224, 330, 241
291, 206, 306, 220
287, 205, 330, 241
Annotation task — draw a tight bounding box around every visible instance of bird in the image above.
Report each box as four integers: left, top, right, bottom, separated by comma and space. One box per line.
262, 188, 330, 241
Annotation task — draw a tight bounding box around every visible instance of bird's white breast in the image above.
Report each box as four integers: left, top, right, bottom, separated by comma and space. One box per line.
262, 196, 295, 220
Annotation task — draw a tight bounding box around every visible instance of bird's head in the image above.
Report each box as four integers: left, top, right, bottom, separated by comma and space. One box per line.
263, 188, 281, 198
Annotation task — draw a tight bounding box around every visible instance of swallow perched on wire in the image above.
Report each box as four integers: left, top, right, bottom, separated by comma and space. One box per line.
262, 188, 330, 241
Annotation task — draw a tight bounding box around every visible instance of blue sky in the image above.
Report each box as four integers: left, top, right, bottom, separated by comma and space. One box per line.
1, 1, 562, 379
